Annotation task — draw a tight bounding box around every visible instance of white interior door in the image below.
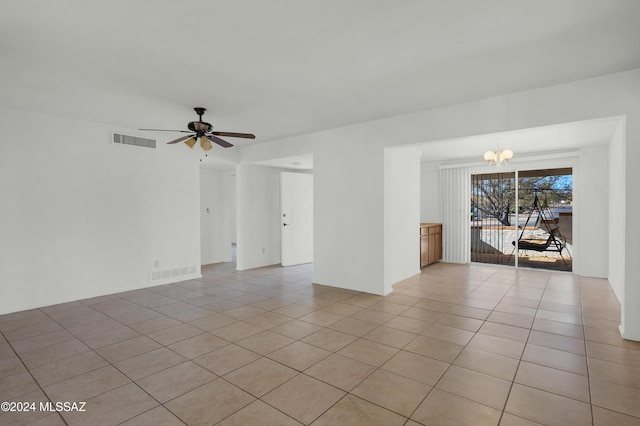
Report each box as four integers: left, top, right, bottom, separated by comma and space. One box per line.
281, 172, 313, 266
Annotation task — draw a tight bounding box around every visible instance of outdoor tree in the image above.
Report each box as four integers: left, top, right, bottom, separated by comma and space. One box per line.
471, 172, 572, 226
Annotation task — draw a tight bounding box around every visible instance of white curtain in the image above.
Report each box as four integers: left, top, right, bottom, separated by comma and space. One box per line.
439, 165, 481, 263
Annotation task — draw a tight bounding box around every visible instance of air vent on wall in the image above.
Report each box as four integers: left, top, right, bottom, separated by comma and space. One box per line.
113, 133, 156, 149
150, 265, 198, 283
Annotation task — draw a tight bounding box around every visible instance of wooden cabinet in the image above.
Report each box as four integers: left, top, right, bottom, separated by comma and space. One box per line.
420, 223, 442, 268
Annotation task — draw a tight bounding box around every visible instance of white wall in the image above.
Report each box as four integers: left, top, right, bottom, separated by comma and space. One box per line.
420, 161, 442, 223
199, 167, 233, 265
239, 68, 640, 339
0, 107, 201, 314
235, 164, 282, 270
312, 139, 386, 294
576, 145, 609, 278
228, 172, 237, 244
235, 165, 315, 271
609, 121, 626, 305
384, 148, 422, 293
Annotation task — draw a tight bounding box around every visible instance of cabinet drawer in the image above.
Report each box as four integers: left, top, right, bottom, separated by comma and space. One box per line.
420, 227, 429, 236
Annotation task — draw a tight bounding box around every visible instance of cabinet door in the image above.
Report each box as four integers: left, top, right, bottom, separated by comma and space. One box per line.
428, 234, 437, 264
420, 236, 429, 267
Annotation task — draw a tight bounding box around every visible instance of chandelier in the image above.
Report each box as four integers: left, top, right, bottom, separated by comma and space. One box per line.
483, 148, 513, 166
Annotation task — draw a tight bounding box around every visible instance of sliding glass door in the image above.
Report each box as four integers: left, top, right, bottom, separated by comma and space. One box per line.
515, 168, 573, 271
471, 168, 572, 272
471, 172, 516, 266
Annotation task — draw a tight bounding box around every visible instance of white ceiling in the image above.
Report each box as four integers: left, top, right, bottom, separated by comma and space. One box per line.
2, 1, 639, 153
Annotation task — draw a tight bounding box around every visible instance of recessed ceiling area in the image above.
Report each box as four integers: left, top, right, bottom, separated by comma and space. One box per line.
413, 116, 623, 164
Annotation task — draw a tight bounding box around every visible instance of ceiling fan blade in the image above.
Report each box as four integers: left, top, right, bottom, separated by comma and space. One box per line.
211, 131, 255, 139
167, 135, 195, 144
139, 128, 192, 133
206, 134, 233, 148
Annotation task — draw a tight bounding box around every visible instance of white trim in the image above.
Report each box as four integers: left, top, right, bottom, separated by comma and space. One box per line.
438, 150, 582, 170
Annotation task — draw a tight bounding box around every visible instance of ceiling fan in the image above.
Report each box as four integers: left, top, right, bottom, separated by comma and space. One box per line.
140, 107, 255, 151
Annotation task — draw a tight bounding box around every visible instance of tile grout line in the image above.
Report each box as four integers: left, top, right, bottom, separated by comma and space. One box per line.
27, 305, 174, 425
411, 268, 540, 424
495, 271, 548, 425
580, 276, 596, 426
378, 268, 518, 423
0, 321, 68, 426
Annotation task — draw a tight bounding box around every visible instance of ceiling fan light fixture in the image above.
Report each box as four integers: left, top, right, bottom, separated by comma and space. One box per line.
184, 137, 197, 148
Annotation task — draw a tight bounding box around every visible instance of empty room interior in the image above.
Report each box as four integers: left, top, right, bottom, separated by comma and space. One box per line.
2, 1, 640, 425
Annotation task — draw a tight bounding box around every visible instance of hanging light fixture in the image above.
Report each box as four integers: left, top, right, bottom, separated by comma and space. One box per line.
184, 137, 197, 148
200, 136, 213, 151
483, 147, 513, 166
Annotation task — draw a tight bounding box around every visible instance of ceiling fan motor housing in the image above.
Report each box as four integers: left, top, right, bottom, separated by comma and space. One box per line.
188, 121, 212, 133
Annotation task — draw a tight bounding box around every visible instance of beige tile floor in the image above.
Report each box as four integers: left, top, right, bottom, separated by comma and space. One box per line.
1, 260, 640, 425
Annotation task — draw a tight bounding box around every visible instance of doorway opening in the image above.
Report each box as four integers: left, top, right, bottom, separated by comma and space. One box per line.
471, 168, 573, 272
